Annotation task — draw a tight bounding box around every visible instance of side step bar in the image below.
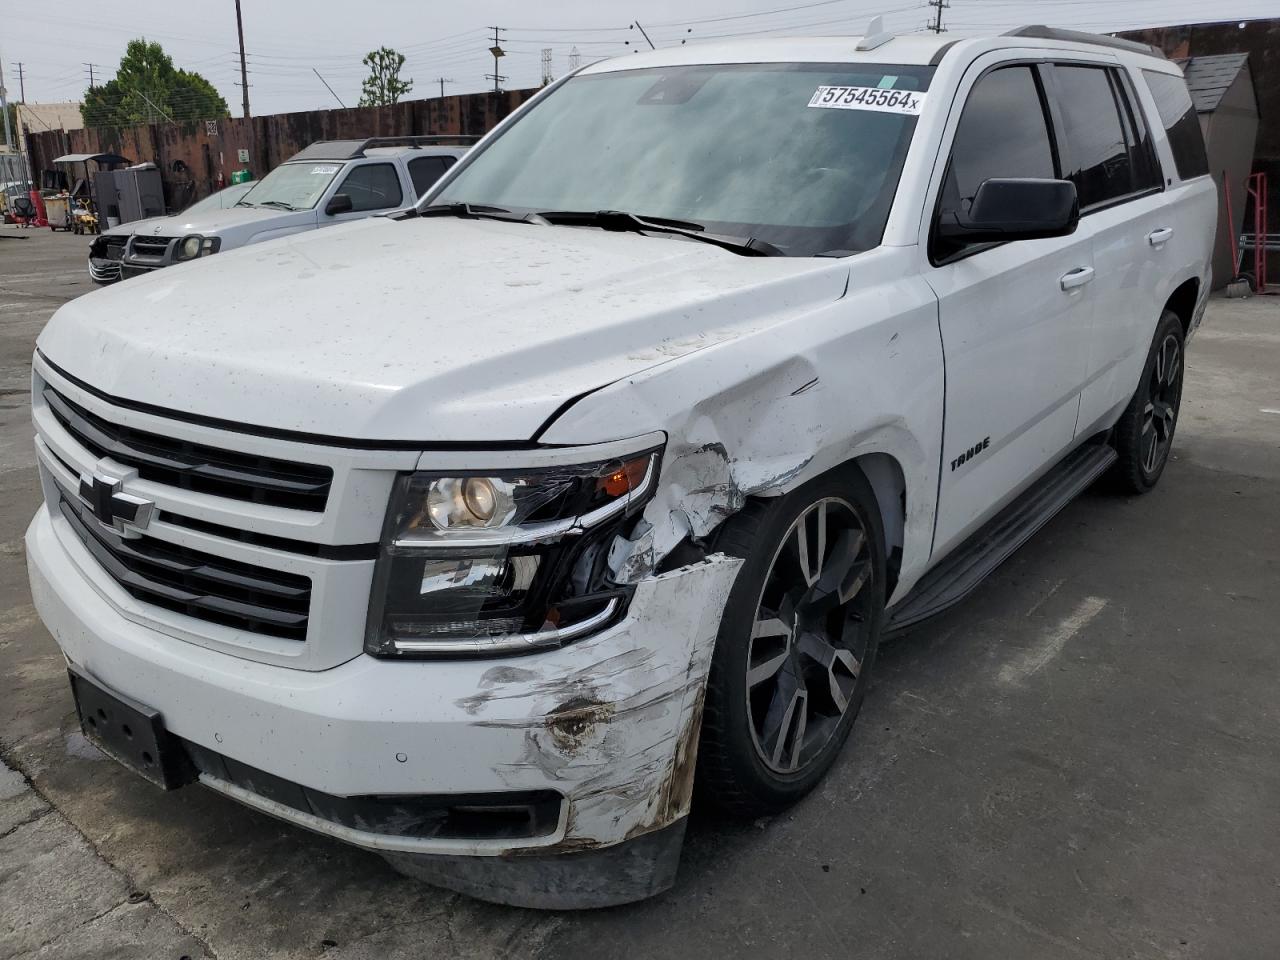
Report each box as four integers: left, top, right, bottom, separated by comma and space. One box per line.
886, 442, 1118, 634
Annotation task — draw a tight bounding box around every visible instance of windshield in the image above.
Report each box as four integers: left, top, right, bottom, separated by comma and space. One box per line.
238, 161, 343, 211
432, 62, 933, 256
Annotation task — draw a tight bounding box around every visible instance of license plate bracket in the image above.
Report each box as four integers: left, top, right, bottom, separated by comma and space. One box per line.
68, 667, 195, 790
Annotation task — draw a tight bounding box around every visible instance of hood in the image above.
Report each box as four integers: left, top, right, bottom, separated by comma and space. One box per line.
103, 215, 168, 239
130, 205, 297, 237
39, 217, 848, 443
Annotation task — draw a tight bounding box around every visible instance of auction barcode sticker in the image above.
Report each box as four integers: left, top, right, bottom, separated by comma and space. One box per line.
808, 85, 926, 115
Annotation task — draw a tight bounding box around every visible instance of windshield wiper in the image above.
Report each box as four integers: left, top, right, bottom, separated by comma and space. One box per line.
417, 202, 541, 224
535, 209, 784, 257
256, 200, 299, 211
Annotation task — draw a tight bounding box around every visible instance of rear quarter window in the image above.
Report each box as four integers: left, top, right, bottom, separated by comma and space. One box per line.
1142, 70, 1210, 181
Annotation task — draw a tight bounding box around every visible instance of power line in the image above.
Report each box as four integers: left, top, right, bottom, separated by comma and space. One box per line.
631, 22, 657, 50
312, 68, 346, 108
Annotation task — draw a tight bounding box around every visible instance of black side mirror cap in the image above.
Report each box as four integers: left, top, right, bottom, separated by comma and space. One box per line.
325, 194, 354, 216
938, 178, 1080, 244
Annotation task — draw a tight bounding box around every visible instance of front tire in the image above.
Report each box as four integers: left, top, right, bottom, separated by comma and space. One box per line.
1112, 309, 1185, 493
697, 468, 886, 817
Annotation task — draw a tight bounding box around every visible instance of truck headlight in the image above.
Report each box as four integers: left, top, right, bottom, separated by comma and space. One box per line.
176, 235, 221, 260
365, 445, 662, 658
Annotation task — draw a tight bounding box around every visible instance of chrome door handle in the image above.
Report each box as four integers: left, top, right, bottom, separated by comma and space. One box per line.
1148, 227, 1174, 247
1060, 266, 1095, 291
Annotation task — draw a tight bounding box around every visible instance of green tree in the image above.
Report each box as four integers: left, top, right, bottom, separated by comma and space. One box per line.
359, 47, 413, 107
82, 39, 229, 127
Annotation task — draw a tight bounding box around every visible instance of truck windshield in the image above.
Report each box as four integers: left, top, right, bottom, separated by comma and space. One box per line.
432, 62, 933, 257
237, 162, 343, 211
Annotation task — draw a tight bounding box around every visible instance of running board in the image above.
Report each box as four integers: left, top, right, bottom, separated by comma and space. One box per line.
886, 442, 1117, 634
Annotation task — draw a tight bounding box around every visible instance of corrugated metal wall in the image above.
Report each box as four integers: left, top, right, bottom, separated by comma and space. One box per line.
25, 89, 538, 211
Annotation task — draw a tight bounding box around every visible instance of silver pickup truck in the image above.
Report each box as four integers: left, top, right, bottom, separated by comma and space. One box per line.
114, 136, 472, 280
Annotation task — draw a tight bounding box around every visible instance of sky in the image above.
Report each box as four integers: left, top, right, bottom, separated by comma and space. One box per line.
2, 0, 1277, 118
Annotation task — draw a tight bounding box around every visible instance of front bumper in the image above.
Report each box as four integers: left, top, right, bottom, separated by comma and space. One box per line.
27, 504, 739, 897
87, 257, 122, 284
119, 259, 165, 279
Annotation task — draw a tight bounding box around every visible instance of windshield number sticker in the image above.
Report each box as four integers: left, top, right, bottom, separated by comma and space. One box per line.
808, 85, 925, 115
310, 165, 339, 175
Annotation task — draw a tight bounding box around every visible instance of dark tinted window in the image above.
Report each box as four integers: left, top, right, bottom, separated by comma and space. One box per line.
1143, 69, 1210, 180
936, 65, 1056, 258
336, 163, 403, 212
1054, 65, 1133, 208
1114, 70, 1162, 192
408, 155, 456, 197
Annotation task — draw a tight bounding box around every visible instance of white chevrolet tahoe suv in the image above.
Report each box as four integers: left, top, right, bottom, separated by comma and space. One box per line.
117, 136, 473, 279
26, 26, 1214, 909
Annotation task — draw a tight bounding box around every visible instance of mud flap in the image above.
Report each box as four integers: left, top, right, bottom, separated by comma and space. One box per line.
381, 817, 687, 910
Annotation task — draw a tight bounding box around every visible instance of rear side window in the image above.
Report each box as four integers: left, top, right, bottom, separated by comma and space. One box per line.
1142, 70, 1210, 180
1052, 65, 1136, 209
408, 156, 456, 198
336, 163, 404, 212
934, 65, 1057, 259
1114, 70, 1163, 193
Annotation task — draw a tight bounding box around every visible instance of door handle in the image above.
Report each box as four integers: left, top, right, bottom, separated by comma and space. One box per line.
1148, 227, 1174, 247
1060, 266, 1095, 291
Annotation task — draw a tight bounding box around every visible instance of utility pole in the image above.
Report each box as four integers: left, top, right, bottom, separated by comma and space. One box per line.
568, 47, 581, 71
234, 0, 255, 168
313, 68, 346, 108
235, 0, 251, 121
85, 63, 95, 88
927, 0, 949, 34
486, 27, 506, 94
13, 63, 23, 102
434, 77, 454, 99
540, 49, 553, 86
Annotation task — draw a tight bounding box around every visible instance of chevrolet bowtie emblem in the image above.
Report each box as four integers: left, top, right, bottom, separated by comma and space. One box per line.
79, 473, 155, 537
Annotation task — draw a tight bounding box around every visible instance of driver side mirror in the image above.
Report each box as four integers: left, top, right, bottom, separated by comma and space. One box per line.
938, 178, 1079, 244
325, 194, 354, 216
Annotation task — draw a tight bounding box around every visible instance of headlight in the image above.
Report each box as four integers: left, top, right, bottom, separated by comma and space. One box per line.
177, 235, 203, 260
365, 444, 662, 658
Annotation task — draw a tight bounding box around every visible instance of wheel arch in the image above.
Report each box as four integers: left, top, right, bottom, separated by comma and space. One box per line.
694, 449, 910, 600
842, 452, 906, 600
1163, 276, 1200, 339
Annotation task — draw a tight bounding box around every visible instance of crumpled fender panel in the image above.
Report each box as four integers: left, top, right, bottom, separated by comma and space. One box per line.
542, 247, 945, 604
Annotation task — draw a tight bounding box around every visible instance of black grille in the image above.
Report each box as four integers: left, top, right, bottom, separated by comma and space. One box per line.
130, 236, 173, 257
59, 495, 311, 640
43, 385, 332, 511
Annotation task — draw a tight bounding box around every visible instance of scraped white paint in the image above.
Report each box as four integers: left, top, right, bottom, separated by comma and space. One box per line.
998, 596, 1108, 686
1260, 408, 1280, 415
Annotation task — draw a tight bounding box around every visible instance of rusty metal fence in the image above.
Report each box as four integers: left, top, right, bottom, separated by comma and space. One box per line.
24, 89, 538, 211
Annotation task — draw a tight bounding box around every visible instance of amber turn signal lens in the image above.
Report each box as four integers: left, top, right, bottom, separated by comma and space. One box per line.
598, 456, 649, 498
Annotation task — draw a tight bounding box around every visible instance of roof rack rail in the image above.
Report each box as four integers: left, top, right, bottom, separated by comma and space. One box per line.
357, 135, 481, 154
288, 135, 481, 163
1003, 25, 1165, 59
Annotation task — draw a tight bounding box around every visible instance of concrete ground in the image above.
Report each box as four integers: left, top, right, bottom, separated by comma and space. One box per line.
1, 223, 1278, 959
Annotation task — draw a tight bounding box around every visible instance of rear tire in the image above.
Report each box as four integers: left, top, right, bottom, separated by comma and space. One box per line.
697, 468, 886, 817
1111, 309, 1185, 494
